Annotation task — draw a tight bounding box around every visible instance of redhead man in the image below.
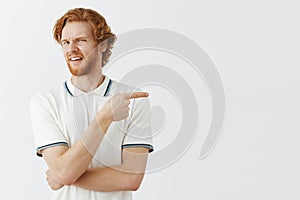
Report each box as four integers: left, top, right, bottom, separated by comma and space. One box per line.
30, 8, 153, 200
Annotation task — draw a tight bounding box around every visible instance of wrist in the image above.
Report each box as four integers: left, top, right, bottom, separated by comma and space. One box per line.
96, 110, 113, 133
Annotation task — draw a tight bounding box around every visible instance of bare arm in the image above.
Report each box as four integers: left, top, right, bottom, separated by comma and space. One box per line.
42, 110, 112, 186
42, 92, 149, 186
72, 147, 149, 192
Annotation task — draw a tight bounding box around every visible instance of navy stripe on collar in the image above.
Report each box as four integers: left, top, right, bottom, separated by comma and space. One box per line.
64, 81, 74, 97
64, 79, 112, 97
104, 79, 112, 96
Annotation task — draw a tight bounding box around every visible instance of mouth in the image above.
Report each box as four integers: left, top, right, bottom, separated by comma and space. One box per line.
69, 56, 83, 63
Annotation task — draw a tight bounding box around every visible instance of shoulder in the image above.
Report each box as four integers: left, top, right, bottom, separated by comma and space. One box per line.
111, 79, 151, 107
30, 82, 67, 107
108, 79, 150, 107
109, 79, 134, 94
109, 79, 142, 95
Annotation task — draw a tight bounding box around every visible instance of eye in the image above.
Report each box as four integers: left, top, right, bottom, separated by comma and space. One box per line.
61, 40, 69, 46
78, 39, 87, 43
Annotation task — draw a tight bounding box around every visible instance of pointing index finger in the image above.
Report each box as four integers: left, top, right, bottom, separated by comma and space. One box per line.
125, 92, 149, 99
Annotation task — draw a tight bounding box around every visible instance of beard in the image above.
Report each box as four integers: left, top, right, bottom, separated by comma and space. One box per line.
67, 49, 101, 76
67, 60, 93, 76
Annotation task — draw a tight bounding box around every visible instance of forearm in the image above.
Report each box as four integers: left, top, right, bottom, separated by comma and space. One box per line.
73, 148, 148, 192
73, 165, 144, 192
44, 112, 112, 185
43, 93, 148, 186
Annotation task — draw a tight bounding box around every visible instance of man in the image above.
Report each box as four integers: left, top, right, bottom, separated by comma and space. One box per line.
30, 8, 153, 200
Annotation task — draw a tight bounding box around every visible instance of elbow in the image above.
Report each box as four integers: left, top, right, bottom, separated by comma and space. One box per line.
129, 183, 141, 191
125, 174, 144, 191
128, 182, 140, 191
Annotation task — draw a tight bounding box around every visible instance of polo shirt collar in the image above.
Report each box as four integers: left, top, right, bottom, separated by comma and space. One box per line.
65, 76, 112, 97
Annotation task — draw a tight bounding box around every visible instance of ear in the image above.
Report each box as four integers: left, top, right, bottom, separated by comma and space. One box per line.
99, 39, 108, 53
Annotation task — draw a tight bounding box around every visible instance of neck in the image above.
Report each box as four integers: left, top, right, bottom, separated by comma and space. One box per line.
71, 68, 104, 92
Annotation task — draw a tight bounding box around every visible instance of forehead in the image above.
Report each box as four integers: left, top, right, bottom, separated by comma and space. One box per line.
61, 21, 94, 40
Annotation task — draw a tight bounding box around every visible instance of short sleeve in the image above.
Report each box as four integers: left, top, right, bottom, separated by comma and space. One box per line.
30, 94, 68, 157
122, 97, 154, 153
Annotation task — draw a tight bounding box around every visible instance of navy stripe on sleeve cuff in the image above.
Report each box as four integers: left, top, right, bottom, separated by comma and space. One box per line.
122, 144, 154, 153
36, 142, 68, 157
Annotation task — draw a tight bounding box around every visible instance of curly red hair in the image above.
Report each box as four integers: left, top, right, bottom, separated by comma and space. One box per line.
53, 8, 116, 66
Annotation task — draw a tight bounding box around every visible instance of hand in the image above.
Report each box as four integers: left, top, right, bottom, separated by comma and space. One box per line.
102, 92, 149, 121
46, 169, 64, 190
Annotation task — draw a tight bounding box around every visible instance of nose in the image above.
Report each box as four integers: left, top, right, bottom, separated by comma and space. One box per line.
67, 41, 79, 53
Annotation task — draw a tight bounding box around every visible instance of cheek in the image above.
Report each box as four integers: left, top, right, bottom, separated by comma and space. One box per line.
62, 50, 68, 60
84, 46, 100, 58
64, 53, 68, 59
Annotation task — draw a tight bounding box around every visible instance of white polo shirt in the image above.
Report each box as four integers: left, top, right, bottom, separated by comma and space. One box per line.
30, 76, 153, 200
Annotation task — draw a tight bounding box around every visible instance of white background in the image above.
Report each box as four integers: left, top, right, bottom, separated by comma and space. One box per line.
1, 0, 300, 199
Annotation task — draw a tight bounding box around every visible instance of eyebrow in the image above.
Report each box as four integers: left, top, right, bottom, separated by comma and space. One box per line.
61, 39, 68, 43
61, 36, 89, 43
